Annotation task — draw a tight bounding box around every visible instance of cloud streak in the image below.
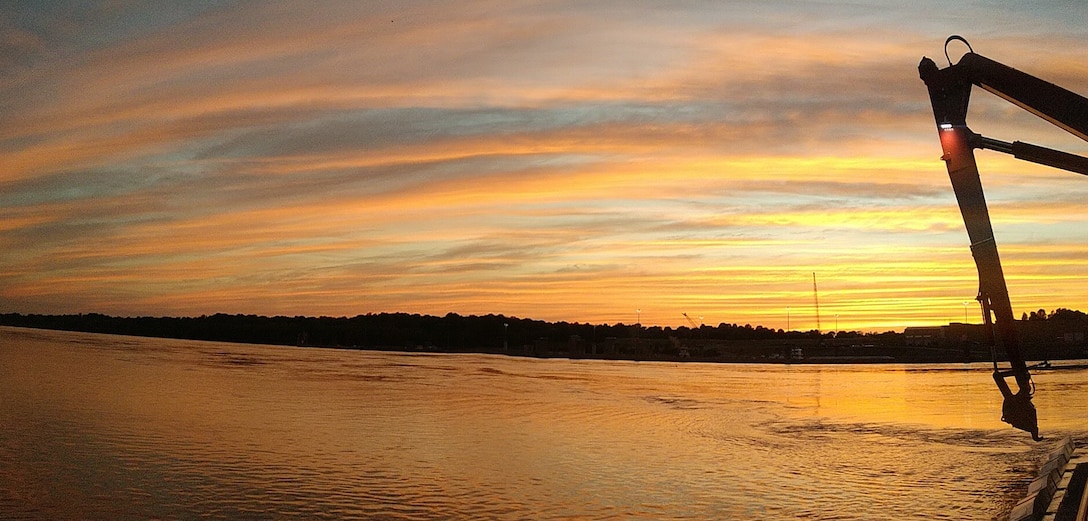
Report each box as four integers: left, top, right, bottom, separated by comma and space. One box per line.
3, 1, 1088, 330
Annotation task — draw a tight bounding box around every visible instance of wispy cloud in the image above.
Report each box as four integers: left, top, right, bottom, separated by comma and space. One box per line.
3, 1, 1088, 329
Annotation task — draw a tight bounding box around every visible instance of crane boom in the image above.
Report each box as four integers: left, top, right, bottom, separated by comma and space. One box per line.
682, 313, 699, 329
919, 36, 1088, 441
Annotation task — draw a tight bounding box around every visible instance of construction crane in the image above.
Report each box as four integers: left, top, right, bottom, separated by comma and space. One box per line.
682, 313, 700, 329
919, 36, 1088, 441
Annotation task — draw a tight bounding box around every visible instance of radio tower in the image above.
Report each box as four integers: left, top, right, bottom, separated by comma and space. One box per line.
812, 272, 821, 333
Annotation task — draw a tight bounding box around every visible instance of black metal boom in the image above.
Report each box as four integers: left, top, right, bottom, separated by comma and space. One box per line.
919, 36, 1088, 440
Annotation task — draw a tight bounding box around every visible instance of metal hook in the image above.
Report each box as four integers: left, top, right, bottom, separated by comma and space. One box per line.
944, 35, 974, 66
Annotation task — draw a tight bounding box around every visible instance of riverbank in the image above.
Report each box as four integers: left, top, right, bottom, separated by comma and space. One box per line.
3, 311, 1087, 364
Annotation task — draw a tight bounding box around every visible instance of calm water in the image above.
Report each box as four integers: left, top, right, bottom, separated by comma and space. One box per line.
3, 327, 1087, 520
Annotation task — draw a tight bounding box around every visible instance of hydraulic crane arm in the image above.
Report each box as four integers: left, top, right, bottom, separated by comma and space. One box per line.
942, 50, 1088, 141
919, 36, 1088, 441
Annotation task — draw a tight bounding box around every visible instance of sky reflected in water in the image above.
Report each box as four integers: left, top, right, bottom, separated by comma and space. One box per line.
2, 327, 1084, 519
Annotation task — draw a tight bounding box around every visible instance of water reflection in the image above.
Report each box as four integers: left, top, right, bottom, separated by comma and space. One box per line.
2, 327, 1083, 520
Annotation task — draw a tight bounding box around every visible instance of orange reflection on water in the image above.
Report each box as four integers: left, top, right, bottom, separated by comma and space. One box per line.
5, 327, 1078, 520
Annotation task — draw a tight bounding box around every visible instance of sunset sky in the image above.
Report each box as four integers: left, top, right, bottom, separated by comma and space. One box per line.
3, 2, 1088, 331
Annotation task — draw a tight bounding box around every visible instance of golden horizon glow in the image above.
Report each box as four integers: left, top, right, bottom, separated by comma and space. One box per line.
3, 3, 1088, 331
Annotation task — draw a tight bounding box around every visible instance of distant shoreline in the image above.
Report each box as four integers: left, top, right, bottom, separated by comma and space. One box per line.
4, 311, 1087, 364
2, 323, 895, 365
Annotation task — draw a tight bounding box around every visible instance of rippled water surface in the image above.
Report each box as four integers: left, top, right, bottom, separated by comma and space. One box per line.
3, 327, 1087, 519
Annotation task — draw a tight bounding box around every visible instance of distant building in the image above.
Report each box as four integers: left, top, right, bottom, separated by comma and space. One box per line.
603, 337, 617, 355
569, 335, 583, 356
903, 326, 944, 346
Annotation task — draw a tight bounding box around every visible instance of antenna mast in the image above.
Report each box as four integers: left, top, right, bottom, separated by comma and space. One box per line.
812, 272, 821, 332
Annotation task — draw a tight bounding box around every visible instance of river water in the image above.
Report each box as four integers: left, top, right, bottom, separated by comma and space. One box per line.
2, 326, 1086, 520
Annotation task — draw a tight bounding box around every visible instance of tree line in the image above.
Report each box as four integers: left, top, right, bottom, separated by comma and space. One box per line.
1, 311, 875, 351
1022, 307, 1088, 321
3, 308, 1084, 357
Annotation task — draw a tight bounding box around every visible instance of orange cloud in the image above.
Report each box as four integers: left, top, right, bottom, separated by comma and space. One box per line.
4, 3, 1088, 330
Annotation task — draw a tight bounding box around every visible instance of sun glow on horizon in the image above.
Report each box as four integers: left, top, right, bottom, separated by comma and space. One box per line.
3, 3, 1088, 331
